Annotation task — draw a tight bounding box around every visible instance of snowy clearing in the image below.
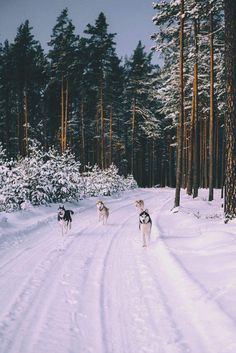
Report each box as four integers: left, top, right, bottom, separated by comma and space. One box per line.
0, 188, 236, 353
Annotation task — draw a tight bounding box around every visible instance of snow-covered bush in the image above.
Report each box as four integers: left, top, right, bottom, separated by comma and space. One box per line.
123, 174, 138, 190
82, 164, 136, 197
0, 143, 137, 212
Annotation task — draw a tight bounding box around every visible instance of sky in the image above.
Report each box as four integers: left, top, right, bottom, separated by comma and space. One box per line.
0, 0, 159, 62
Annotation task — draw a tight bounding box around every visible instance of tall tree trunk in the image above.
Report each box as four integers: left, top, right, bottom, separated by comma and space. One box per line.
24, 88, 28, 156
100, 82, 104, 169
224, 0, 236, 220
187, 75, 195, 195
80, 99, 85, 167
95, 109, 100, 165
109, 101, 113, 166
193, 19, 199, 199
61, 76, 65, 154
131, 99, 136, 175
64, 79, 69, 152
182, 108, 187, 188
174, 0, 185, 207
209, 9, 215, 201
18, 91, 24, 156
152, 139, 155, 186
204, 117, 208, 188
94, 109, 101, 165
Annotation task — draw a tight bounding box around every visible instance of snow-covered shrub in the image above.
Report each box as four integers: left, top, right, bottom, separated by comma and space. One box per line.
123, 174, 138, 190
82, 163, 137, 197
45, 148, 82, 203
0, 142, 137, 212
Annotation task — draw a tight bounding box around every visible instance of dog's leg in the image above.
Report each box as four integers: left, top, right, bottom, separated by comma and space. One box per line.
64, 222, 68, 234
142, 231, 147, 247
61, 223, 64, 237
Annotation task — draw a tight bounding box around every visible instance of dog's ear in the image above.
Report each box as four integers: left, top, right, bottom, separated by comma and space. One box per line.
145, 208, 149, 213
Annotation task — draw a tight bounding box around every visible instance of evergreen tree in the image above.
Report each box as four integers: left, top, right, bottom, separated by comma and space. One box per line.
47, 8, 79, 153
11, 20, 48, 156
224, 0, 236, 220
124, 41, 156, 185
83, 12, 117, 168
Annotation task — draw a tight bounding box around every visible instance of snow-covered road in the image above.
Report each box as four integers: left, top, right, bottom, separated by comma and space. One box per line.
0, 189, 236, 353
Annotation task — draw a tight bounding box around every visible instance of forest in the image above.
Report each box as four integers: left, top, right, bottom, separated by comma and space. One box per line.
0, 0, 235, 218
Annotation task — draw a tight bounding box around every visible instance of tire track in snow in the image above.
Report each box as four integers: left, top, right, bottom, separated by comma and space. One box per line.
0, 209, 104, 353
98, 192, 180, 353
0, 194, 142, 353
144, 196, 236, 353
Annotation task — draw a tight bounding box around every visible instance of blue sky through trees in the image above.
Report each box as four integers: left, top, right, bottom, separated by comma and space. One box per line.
0, 0, 158, 62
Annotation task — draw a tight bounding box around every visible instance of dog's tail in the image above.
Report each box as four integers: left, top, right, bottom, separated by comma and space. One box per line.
70, 210, 74, 215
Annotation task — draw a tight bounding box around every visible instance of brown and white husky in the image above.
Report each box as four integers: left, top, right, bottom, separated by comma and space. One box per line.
135, 199, 144, 212
96, 200, 109, 225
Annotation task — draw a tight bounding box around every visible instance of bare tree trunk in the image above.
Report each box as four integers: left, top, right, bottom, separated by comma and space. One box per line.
80, 99, 85, 167
204, 117, 208, 188
209, 9, 215, 201
174, 0, 185, 207
95, 109, 99, 165
100, 83, 104, 169
131, 99, 135, 175
224, 0, 236, 220
61, 76, 65, 154
187, 75, 195, 195
64, 79, 69, 152
193, 19, 199, 199
24, 88, 28, 156
109, 101, 113, 166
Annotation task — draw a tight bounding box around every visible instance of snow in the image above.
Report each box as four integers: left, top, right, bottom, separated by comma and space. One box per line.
0, 188, 236, 353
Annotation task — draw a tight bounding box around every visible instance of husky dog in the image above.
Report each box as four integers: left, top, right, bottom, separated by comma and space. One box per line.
139, 209, 152, 247
135, 200, 144, 212
96, 200, 109, 225
58, 206, 74, 233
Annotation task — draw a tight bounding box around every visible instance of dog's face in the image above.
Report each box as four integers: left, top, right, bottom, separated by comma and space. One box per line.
58, 206, 65, 218
135, 200, 144, 209
139, 210, 151, 224
96, 201, 104, 209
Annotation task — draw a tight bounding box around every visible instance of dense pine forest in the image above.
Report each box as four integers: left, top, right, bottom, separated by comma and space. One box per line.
0, 0, 235, 218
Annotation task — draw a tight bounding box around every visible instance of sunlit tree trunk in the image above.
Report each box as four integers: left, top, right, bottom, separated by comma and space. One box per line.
193, 19, 199, 199
224, 0, 236, 220
209, 9, 215, 201
174, 0, 185, 207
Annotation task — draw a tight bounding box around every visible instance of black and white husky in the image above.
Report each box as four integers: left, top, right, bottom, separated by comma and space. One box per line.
58, 206, 74, 233
139, 209, 152, 247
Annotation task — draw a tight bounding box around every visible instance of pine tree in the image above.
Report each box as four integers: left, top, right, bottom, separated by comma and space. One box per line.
124, 41, 155, 185
84, 12, 117, 168
11, 20, 47, 156
224, 0, 236, 220
48, 8, 79, 153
